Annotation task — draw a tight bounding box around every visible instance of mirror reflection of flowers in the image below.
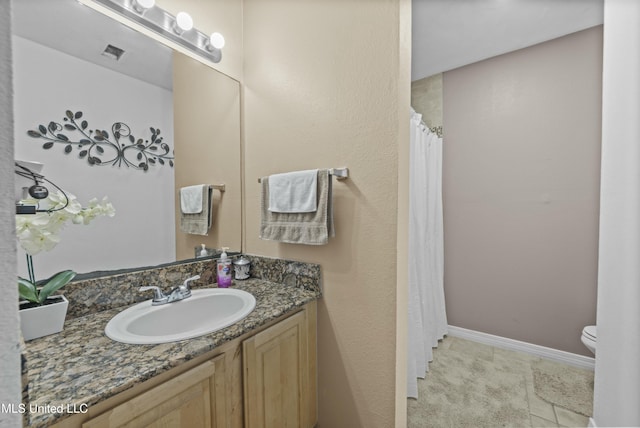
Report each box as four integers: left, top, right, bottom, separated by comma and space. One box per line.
16, 190, 115, 306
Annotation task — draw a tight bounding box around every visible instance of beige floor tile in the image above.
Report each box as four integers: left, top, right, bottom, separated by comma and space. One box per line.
554, 406, 589, 427
493, 348, 535, 375
531, 414, 559, 427
531, 358, 593, 418
438, 335, 453, 350
524, 366, 557, 423
494, 347, 542, 364
407, 337, 593, 428
527, 386, 558, 422
448, 336, 494, 361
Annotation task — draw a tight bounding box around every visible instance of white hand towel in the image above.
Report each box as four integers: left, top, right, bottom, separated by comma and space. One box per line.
268, 169, 318, 213
180, 185, 205, 214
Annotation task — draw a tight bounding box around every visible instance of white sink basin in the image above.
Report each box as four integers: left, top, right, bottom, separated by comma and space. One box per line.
105, 288, 256, 344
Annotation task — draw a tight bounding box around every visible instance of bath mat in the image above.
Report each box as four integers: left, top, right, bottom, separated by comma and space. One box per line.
531, 359, 594, 417
408, 340, 530, 428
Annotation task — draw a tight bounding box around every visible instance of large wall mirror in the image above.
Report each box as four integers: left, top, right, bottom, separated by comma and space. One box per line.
12, 0, 241, 280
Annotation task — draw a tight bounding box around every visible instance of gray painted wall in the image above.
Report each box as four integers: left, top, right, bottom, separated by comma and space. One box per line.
442, 27, 602, 356
0, 0, 22, 426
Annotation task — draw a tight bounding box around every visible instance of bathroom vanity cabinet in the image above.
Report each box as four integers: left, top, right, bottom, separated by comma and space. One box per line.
243, 306, 317, 428
50, 301, 317, 428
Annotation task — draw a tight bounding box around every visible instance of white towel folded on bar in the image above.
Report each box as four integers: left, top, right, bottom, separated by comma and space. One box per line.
180, 184, 205, 214
268, 169, 319, 213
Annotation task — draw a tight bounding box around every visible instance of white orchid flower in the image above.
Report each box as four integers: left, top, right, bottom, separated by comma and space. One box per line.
16, 191, 116, 256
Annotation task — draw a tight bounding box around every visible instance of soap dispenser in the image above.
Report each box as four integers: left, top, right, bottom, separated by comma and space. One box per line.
199, 244, 208, 258
217, 247, 232, 288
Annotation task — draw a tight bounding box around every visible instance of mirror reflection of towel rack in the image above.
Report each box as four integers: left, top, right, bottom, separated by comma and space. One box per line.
257, 167, 349, 183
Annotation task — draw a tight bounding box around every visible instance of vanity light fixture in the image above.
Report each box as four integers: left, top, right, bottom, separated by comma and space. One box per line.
90, 0, 223, 63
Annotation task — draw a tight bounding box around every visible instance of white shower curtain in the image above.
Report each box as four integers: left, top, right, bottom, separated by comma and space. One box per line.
407, 108, 448, 398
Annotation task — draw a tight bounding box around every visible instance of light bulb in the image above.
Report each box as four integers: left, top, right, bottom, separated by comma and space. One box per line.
209, 32, 225, 50
175, 12, 193, 32
136, 0, 155, 8
132, 0, 154, 13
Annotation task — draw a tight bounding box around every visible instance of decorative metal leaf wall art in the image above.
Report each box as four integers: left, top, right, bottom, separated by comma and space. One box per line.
27, 110, 174, 171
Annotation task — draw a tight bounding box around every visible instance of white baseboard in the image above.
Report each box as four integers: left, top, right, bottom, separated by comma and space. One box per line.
588, 417, 597, 427
447, 325, 595, 370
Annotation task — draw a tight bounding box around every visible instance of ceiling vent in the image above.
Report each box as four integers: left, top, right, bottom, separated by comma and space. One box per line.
102, 44, 126, 61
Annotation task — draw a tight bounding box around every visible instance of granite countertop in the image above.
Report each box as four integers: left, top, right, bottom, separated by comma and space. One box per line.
24, 279, 321, 427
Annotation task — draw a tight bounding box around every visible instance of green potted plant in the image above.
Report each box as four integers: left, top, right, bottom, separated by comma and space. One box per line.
16, 190, 115, 340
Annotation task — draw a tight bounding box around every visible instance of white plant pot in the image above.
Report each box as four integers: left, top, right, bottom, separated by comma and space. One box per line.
19, 295, 69, 341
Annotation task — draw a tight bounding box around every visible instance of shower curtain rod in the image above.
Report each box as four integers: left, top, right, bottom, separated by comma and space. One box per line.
428, 125, 443, 138
416, 115, 443, 138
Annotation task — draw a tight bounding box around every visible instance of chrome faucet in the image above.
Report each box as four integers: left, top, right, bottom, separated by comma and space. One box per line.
139, 275, 200, 306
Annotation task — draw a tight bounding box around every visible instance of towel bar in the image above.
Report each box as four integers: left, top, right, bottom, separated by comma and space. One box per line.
257, 167, 348, 183
210, 184, 225, 192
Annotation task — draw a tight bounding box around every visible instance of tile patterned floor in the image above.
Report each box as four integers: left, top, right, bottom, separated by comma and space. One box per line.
407, 336, 594, 427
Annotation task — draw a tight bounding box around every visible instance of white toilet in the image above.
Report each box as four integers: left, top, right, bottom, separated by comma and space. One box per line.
581, 325, 597, 354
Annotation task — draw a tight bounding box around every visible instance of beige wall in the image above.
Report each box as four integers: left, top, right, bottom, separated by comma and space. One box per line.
173, 52, 242, 259
395, 0, 411, 425
242, 0, 409, 426
0, 1, 22, 426
442, 27, 602, 355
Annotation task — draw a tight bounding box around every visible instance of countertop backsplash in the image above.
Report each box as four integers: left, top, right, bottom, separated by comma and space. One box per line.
249, 254, 322, 293
59, 254, 321, 320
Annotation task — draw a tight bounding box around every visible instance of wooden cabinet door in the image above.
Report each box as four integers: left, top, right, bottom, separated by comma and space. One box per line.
243, 310, 311, 428
83, 355, 227, 428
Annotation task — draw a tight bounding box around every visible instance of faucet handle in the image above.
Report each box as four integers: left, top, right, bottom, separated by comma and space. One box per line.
139, 286, 167, 302
182, 275, 200, 290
